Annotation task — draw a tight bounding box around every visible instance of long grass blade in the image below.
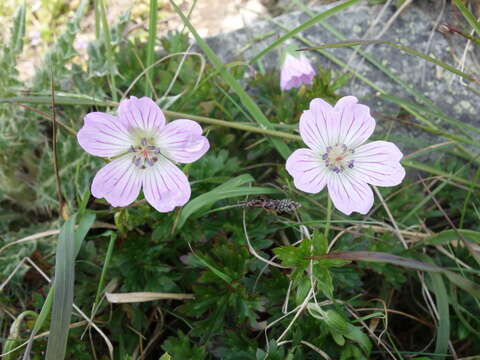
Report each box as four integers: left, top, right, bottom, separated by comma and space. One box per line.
45, 216, 76, 359
168, 0, 291, 158
177, 174, 279, 228
45, 213, 95, 360
144, 0, 158, 97
309, 251, 480, 299
249, 0, 360, 64
452, 0, 480, 37
301, 40, 479, 83
429, 271, 450, 359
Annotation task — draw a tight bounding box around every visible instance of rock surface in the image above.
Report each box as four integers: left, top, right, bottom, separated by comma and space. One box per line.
202, 1, 480, 154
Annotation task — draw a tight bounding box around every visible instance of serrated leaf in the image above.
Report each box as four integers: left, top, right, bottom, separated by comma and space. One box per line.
313, 266, 333, 298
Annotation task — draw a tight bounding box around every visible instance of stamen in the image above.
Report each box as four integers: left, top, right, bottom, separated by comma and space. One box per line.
131, 138, 162, 170
322, 143, 355, 174
134, 157, 142, 167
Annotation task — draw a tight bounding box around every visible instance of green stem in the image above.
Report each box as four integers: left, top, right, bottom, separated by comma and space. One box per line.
144, 0, 158, 97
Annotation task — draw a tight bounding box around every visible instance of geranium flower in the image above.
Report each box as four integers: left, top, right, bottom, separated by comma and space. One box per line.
280, 53, 316, 91
286, 96, 405, 215
77, 96, 209, 212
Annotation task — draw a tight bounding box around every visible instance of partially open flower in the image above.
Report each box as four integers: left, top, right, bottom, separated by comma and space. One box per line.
280, 53, 316, 91
77, 96, 209, 212
286, 96, 405, 215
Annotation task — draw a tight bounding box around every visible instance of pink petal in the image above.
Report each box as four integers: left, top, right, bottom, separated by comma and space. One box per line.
327, 174, 374, 215
156, 119, 210, 163
118, 96, 166, 135
299, 98, 340, 152
77, 112, 132, 157
280, 54, 316, 91
351, 141, 406, 186
143, 158, 191, 212
91, 154, 142, 207
334, 96, 375, 148
286, 148, 328, 193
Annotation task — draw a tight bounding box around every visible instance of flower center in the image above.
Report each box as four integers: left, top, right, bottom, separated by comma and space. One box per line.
129, 137, 160, 169
322, 143, 355, 173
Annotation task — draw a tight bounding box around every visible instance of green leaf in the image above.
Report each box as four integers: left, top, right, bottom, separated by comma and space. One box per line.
312, 230, 328, 255
452, 0, 480, 37
323, 309, 350, 334
45, 216, 76, 360
45, 212, 95, 360
429, 272, 450, 359
177, 174, 279, 228
344, 325, 372, 356
9, 2, 26, 57
273, 238, 310, 269
313, 266, 333, 298
312, 251, 480, 299
74, 212, 96, 257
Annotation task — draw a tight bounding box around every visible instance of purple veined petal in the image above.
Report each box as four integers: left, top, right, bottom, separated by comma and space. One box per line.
334, 96, 375, 148
77, 112, 133, 157
351, 140, 406, 186
156, 119, 210, 163
286, 148, 328, 193
143, 157, 191, 213
299, 98, 340, 152
118, 96, 166, 135
354, 140, 403, 162
334, 96, 358, 111
91, 154, 143, 207
327, 173, 374, 215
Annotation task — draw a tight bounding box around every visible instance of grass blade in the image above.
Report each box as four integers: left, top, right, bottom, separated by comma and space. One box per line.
429, 272, 450, 359
249, 0, 360, 64
301, 40, 479, 83
45, 216, 76, 360
310, 251, 480, 299
99, 0, 118, 102
144, 0, 158, 97
452, 0, 480, 37
45, 213, 95, 360
168, 0, 291, 159
177, 174, 279, 228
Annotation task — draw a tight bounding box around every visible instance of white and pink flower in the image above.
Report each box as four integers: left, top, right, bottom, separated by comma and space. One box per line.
77, 96, 209, 212
280, 53, 316, 91
286, 96, 405, 215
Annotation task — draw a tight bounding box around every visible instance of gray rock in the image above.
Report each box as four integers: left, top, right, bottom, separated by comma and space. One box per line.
200, 1, 480, 155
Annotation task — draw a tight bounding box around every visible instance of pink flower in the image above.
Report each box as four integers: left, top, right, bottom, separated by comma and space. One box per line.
280, 53, 316, 91
77, 96, 210, 212
286, 96, 405, 215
